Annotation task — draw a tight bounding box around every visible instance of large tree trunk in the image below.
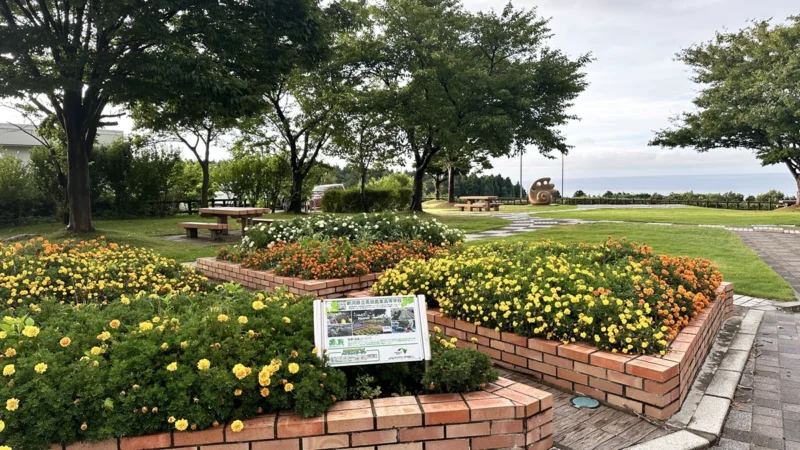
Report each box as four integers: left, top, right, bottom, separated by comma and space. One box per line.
200, 161, 210, 207
447, 166, 456, 204
66, 139, 94, 232
795, 175, 800, 207
288, 170, 305, 213
433, 177, 442, 200
410, 167, 426, 212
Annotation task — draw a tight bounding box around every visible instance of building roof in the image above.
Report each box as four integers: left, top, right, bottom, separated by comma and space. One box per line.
0, 123, 123, 147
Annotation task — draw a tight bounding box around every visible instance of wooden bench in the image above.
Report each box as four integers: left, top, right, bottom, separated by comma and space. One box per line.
178, 222, 229, 240
457, 203, 491, 212
488, 202, 501, 211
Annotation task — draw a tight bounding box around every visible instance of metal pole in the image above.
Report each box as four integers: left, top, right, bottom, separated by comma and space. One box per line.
561, 152, 565, 198
519, 151, 523, 200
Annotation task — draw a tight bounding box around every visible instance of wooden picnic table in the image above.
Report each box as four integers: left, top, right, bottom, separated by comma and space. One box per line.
198, 207, 271, 236
460, 196, 499, 206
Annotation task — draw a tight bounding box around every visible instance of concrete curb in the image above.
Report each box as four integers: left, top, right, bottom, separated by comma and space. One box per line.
623, 308, 764, 450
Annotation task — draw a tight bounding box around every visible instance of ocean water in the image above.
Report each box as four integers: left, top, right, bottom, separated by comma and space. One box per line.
549, 173, 799, 197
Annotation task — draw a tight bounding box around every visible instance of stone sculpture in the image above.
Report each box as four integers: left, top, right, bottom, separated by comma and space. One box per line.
528, 177, 558, 205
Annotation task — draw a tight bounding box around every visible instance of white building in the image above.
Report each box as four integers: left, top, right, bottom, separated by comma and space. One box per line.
0, 123, 123, 164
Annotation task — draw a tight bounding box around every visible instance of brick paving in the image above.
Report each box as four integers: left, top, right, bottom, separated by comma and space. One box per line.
713, 309, 800, 450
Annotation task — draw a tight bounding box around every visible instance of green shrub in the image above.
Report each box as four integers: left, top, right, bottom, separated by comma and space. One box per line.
321, 187, 412, 212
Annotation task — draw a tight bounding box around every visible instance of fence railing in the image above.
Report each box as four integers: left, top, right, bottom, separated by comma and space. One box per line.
557, 197, 789, 211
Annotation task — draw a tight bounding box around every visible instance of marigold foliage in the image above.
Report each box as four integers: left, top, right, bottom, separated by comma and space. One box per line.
0, 237, 209, 307
374, 239, 723, 355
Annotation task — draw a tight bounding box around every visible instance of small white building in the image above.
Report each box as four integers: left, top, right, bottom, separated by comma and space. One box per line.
0, 124, 123, 164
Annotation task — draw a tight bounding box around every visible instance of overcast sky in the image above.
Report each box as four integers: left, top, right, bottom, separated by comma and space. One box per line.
1, 0, 797, 188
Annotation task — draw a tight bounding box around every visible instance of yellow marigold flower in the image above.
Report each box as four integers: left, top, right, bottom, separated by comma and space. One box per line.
60, 337, 71, 347
2, 365, 13, 376
167, 362, 178, 372
181, 341, 189, 349
139, 321, 153, 331
34, 362, 47, 374
160, 343, 169, 350
6, 398, 19, 411
0, 331, 6, 339
197, 359, 211, 370
288, 363, 300, 374
260, 388, 270, 397
3, 348, 15, 358
90, 346, 104, 356
258, 372, 271, 387
217, 314, 229, 322
252, 300, 265, 310
234, 389, 242, 396
284, 383, 294, 392
168, 416, 176, 424
282, 317, 291, 324
22, 325, 39, 337
232, 363, 251, 380
0, 446, 10, 450
97, 331, 111, 341
312, 347, 319, 355
109, 320, 121, 329
0, 419, 4, 432
175, 419, 189, 431
80, 423, 88, 431
231, 420, 244, 433
237, 316, 248, 325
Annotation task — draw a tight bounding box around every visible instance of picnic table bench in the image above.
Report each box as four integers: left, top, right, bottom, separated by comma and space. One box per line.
456, 196, 501, 212
251, 218, 276, 226
178, 222, 229, 240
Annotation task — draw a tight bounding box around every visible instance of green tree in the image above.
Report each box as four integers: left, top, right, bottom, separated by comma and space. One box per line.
352, 1, 589, 211
0, 0, 329, 231
651, 17, 800, 206
0, 153, 31, 203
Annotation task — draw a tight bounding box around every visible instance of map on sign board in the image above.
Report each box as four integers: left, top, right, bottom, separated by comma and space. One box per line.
313, 295, 431, 367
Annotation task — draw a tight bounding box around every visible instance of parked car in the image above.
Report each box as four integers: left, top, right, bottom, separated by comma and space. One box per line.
308, 184, 345, 211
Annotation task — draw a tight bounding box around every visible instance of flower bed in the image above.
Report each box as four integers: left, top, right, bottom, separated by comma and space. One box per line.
0, 248, 499, 450
218, 239, 443, 280
373, 239, 723, 355
240, 213, 465, 249
51, 377, 555, 450
0, 237, 209, 307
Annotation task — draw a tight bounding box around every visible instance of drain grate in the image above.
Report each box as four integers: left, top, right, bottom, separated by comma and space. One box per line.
571, 396, 600, 409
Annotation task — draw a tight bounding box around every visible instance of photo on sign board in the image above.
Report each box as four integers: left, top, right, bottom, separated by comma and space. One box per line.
327, 311, 354, 337
351, 308, 393, 336
391, 306, 416, 333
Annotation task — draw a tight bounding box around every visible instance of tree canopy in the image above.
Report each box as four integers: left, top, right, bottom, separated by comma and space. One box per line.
651, 16, 800, 205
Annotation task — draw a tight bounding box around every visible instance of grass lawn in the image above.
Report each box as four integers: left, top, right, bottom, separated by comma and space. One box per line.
536, 205, 800, 226
0, 212, 510, 262
475, 223, 795, 301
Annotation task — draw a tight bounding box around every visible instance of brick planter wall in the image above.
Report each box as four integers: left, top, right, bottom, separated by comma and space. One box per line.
52, 378, 554, 450
426, 282, 735, 421
196, 257, 380, 298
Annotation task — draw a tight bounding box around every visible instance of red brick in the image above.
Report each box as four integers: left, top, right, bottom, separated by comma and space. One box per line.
398, 425, 444, 442
120, 433, 171, 450
574, 383, 606, 401
373, 396, 417, 408
327, 407, 374, 433
301, 434, 349, 450
501, 351, 528, 368
590, 352, 634, 373
276, 414, 324, 438
543, 374, 573, 390
573, 361, 607, 378
516, 346, 543, 361
477, 326, 501, 340
377, 444, 423, 450
501, 332, 528, 346
425, 439, 470, 450
557, 367, 589, 385
455, 320, 477, 334
626, 358, 679, 382
65, 441, 118, 450
541, 421, 554, 438
467, 333, 490, 346
527, 338, 559, 355
507, 383, 552, 410
491, 419, 523, 434
445, 327, 466, 340
558, 343, 596, 363
461, 391, 498, 401
526, 427, 541, 445
528, 435, 554, 450
227, 415, 275, 442
472, 434, 523, 450
329, 399, 372, 411
606, 370, 644, 389
375, 405, 423, 429
433, 315, 456, 328
528, 360, 557, 377
489, 339, 515, 353
645, 375, 681, 396
492, 388, 539, 416
422, 401, 470, 425
199, 444, 248, 450
526, 408, 553, 429
446, 421, 491, 438
645, 401, 681, 420
607, 393, 644, 414
352, 429, 399, 446
252, 439, 299, 450
174, 424, 224, 446
418, 394, 462, 403
477, 344, 502, 360
543, 354, 573, 370
589, 376, 624, 395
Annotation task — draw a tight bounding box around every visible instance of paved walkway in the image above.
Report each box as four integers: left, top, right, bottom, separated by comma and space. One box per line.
465, 213, 583, 240
714, 308, 800, 450
735, 232, 800, 296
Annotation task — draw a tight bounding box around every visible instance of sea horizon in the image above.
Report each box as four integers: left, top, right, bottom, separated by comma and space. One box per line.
546, 172, 798, 197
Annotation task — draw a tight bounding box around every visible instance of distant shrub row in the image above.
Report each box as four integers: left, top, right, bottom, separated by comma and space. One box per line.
571, 189, 795, 202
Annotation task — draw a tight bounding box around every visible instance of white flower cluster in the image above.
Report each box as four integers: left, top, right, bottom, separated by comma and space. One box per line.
237, 213, 464, 251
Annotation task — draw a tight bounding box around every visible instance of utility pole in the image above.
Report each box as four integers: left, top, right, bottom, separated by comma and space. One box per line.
519, 151, 523, 200
561, 152, 565, 198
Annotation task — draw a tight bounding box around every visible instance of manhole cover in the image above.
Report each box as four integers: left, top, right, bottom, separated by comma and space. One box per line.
571, 396, 600, 409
